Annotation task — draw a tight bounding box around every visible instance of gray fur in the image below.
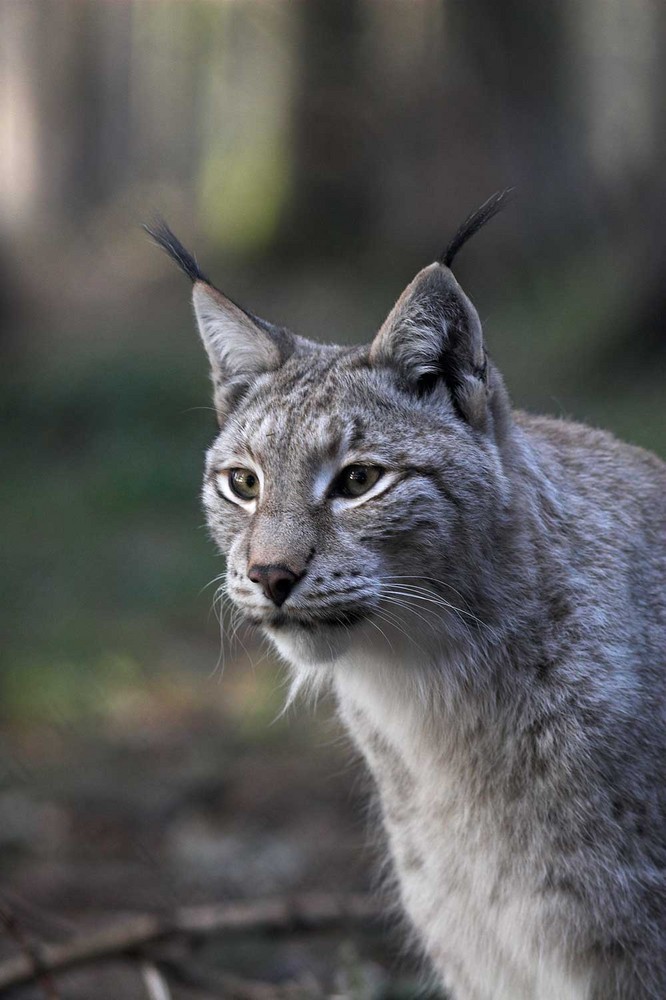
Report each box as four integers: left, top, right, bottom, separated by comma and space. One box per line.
180, 250, 666, 999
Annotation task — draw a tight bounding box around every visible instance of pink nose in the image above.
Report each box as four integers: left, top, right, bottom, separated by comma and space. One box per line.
248, 564, 301, 607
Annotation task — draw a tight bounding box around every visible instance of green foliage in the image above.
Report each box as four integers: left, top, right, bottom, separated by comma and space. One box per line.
0, 354, 219, 704
3, 653, 139, 725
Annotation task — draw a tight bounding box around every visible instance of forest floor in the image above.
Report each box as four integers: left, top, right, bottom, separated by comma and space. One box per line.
0, 643, 439, 999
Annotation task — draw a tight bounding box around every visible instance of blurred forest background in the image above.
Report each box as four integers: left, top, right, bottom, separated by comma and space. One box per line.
0, 1, 665, 997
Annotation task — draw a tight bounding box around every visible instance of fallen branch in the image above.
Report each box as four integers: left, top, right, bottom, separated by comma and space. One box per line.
0, 902, 60, 999
0, 892, 379, 992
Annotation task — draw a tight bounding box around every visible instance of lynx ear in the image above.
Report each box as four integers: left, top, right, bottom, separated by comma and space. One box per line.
370, 191, 512, 432
192, 282, 288, 419
145, 220, 291, 421
369, 262, 490, 426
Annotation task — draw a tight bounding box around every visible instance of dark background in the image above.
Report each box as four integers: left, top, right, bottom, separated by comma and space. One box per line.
1, 1, 665, 996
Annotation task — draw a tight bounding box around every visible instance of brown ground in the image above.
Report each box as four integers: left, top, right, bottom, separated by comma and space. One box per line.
0, 640, 437, 999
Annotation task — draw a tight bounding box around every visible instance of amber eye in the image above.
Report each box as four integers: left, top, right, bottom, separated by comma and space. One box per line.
228, 468, 260, 501
333, 464, 383, 499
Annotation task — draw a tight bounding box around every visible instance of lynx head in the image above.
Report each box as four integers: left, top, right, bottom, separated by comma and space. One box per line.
147, 195, 514, 679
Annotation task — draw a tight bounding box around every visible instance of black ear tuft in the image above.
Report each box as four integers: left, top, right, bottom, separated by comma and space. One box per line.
143, 218, 210, 285
439, 189, 513, 269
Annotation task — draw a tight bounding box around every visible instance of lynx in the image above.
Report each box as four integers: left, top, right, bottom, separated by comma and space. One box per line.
148, 196, 666, 1000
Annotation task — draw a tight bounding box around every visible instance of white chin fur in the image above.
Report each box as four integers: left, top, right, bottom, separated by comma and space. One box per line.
266, 623, 353, 668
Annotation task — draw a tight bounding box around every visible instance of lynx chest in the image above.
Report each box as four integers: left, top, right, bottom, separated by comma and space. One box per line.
335, 672, 592, 1000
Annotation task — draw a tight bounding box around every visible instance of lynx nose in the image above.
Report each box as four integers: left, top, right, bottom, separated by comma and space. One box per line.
248, 564, 300, 607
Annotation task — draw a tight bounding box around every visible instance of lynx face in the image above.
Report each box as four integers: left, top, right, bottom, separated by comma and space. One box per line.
146, 205, 512, 672
201, 343, 509, 669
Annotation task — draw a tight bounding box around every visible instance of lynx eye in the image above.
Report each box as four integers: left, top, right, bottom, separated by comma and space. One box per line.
333, 464, 383, 499
228, 468, 260, 500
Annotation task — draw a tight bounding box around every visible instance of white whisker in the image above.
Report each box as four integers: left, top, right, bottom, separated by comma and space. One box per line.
381, 584, 494, 635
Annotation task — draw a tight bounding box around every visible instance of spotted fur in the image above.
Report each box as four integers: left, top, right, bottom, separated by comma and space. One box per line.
155, 219, 666, 999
